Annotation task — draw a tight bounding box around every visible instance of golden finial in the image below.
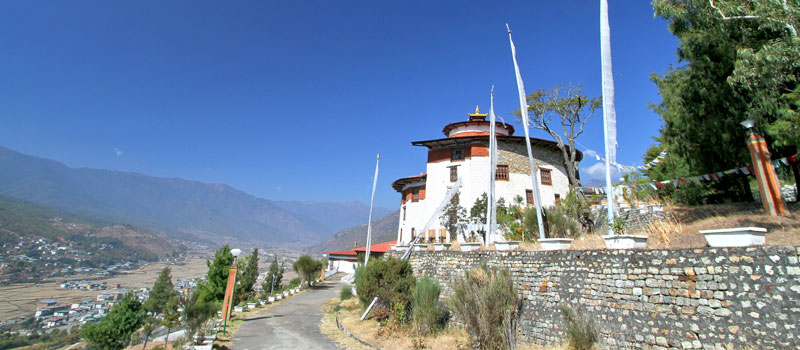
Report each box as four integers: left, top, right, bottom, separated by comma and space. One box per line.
468, 105, 488, 119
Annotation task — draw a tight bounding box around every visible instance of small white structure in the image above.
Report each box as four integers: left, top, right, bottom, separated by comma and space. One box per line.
539, 238, 573, 250
495, 241, 520, 251
700, 227, 767, 247
603, 235, 647, 249
323, 250, 358, 274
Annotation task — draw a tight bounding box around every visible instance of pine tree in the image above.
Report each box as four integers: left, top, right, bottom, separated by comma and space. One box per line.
162, 296, 181, 347
144, 267, 175, 315
81, 293, 145, 350
198, 245, 233, 303
235, 248, 258, 304
261, 257, 284, 297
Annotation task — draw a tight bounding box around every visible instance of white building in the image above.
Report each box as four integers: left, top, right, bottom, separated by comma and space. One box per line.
392, 107, 580, 245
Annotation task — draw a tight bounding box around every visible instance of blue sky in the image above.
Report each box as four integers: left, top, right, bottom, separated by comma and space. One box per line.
0, 1, 678, 209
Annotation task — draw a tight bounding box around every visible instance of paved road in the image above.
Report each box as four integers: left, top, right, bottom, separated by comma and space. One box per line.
232, 279, 341, 350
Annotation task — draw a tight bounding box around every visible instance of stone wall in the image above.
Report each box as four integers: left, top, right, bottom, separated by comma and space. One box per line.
396, 247, 800, 349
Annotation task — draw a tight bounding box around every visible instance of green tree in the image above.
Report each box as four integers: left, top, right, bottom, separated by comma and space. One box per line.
261, 257, 284, 297
162, 296, 181, 347
181, 291, 219, 344
235, 248, 259, 304
650, 0, 800, 201
140, 317, 158, 350
198, 245, 233, 303
354, 256, 416, 324
516, 84, 601, 186
81, 293, 145, 350
144, 267, 175, 315
292, 255, 322, 286
469, 193, 488, 224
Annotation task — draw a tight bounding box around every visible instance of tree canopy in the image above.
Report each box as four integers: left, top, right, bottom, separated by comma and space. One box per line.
198, 245, 233, 303
81, 293, 145, 350
292, 255, 322, 286
144, 267, 175, 315
235, 248, 259, 304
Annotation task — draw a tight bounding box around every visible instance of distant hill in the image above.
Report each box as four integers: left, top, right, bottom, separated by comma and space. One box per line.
309, 210, 399, 254
0, 146, 391, 248
0, 194, 178, 283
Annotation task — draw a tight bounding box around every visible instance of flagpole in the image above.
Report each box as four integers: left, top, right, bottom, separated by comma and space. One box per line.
363, 153, 380, 267
507, 24, 546, 240
600, 0, 618, 235
486, 86, 497, 246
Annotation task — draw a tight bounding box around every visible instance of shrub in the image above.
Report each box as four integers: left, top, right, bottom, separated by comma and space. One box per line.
559, 304, 596, 350
355, 256, 416, 323
449, 263, 520, 350
545, 206, 581, 238
340, 285, 353, 301
412, 276, 445, 335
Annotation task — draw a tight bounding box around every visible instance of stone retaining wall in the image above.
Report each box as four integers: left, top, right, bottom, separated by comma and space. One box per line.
394, 246, 800, 349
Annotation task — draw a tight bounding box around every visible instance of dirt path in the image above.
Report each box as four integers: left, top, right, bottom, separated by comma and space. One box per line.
232, 279, 342, 350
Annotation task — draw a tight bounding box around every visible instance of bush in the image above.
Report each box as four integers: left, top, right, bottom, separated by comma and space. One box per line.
559, 304, 596, 350
545, 206, 581, 238
340, 285, 353, 301
412, 276, 445, 335
288, 278, 302, 289
449, 263, 520, 350
355, 256, 416, 323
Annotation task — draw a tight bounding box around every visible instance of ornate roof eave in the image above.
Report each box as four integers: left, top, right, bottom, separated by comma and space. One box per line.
391, 173, 427, 192
410, 135, 583, 161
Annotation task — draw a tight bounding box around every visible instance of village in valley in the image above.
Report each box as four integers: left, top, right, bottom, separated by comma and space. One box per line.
1, 1, 800, 350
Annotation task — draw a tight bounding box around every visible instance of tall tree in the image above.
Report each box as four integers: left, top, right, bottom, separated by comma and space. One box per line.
292, 255, 322, 286
651, 0, 800, 199
198, 245, 233, 303
181, 290, 219, 344
261, 257, 284, 297
81, 293, 145, 350
235, 248, 259, 304
140, 317, 158, 350
517, 84, 601, 186
161, 296, 181, 347
144, 267, 175, 315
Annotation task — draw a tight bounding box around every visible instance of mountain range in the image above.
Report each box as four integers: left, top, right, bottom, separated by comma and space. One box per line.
308, 209, 399, 254
0, 146, 392, 248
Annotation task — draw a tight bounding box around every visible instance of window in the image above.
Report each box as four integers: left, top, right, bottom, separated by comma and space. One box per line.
555, 193, 561, 203
496, 165, 509, 180
451, 148, 465, 161
450, 166, 458, 182
403, 206, 406, 221
412, 187, 420, 202
526, 189, 534, 205
411, 228, 416, 238
540, 169, 552, 185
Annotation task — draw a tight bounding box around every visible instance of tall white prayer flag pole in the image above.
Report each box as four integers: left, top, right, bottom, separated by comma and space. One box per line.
507, 24, 546, 240
600, 0, 618, 235
485, 86, 498, 245
363, 153, 380, 267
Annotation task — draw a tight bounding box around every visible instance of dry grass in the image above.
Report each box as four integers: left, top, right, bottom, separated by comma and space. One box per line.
321, 297, 570, 350
569, 234, 606, 250
636, 202, 800, 249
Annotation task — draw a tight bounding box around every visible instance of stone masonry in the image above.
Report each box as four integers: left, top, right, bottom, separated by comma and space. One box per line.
394, 247, 800, 349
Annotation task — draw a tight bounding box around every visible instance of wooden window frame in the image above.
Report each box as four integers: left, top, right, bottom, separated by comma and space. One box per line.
449, 166, 458, 182
540, 168, 552, 186
451, 148, 466, 161
496, 164, 509, 181
525, 189, 534, 205
412, 187, 420, 202
403, 206, 406, 221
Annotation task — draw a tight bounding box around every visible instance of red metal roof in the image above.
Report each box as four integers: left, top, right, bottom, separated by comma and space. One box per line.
324, 249, 357, 256
325, 240, 397, 257
354, 240, 397, 254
